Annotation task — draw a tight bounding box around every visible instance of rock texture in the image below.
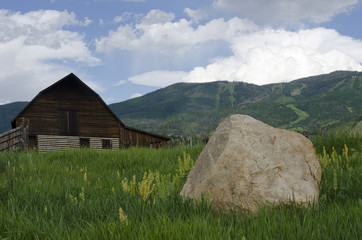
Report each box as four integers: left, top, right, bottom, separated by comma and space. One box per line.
180, 114, 321, 213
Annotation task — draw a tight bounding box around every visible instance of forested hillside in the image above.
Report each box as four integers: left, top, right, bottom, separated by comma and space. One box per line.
110, 71, 362, 136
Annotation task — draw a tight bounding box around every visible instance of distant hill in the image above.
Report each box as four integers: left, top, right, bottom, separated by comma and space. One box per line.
0, 102, 28, 133
1, 71, 361, 136
109, 71, 362, 136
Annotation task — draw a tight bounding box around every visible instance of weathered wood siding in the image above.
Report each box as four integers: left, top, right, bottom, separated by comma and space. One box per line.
38, 135, 80, 151
120, 127, 168, 148
89, 137, 119, 149
37, 135, 119, 151
13, 76, 120, 139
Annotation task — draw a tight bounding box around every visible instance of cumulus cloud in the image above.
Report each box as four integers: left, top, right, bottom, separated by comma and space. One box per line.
184, 8, 207, 22
128, 70, 188, 87
141, 9, 175, 25
213, 0, 358, 23
113, 12, 134, 23
0, 9, 99, 102
95, 11, 257, 53
99, 9, 362, 88
184, 28, 362, 85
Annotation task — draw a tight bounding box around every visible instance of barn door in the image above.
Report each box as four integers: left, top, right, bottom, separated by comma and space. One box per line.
60, 110, 78, 136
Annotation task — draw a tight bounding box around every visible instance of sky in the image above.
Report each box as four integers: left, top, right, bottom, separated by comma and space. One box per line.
1, 0, 362, 105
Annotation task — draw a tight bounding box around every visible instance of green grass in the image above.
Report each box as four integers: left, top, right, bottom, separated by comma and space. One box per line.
286, 104, 310, 126
0, 134, 361, 239
274, 97, 296, 104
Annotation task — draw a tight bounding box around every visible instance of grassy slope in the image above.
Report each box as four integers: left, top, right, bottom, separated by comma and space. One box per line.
0, 134, 361, 239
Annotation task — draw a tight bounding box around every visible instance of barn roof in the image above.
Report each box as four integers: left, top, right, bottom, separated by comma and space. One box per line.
11, 73, 170, 141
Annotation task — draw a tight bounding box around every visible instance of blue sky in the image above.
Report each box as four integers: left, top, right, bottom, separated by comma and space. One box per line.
1, 0, 362, 104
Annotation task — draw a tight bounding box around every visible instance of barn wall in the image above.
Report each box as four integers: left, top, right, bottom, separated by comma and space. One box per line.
14, 80, 120, 138
37, 135, 119, 151
89, 137, 119, 149
120, 127, 168, 148
38, 135, 80, 151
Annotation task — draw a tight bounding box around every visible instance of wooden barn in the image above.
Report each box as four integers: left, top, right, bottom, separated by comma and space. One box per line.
11, 73, 169, 151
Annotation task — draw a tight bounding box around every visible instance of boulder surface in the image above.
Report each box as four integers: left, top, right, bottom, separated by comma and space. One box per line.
180, 114, 321, 212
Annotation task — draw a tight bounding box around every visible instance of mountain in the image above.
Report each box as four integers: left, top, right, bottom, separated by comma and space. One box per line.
109, 71, 362, 136
1, 71, 361, 136
0, 102, 28, 133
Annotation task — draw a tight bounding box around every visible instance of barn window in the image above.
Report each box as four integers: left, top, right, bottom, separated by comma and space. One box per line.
102, 139, 111, 149
60, 110, 78, 136
80, 138, 90, 148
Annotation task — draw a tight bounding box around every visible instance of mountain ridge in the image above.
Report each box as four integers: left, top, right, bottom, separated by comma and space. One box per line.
0, 71, 361, 136
109, 70, 362, 136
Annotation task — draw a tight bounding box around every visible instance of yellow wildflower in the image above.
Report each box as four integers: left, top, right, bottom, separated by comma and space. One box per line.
79, 187, 85, 202
119, 207, 128, 225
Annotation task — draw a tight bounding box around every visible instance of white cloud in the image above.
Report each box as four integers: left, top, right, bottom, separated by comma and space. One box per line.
184, 28, 362, 85
128, 71, 188, 87
184, 8, 207, 22
96, 10, 362, 88
213, 0, 358, 23
113, 80, 127, 86
0, 99, 10, 105
141, 9, 175, 25
82, 17, 92, 26
0, 10, 99, 102
95, 12, 257, 53
113, 12, 138, 24
130, 93, 143, 99
113, 15, 123, 23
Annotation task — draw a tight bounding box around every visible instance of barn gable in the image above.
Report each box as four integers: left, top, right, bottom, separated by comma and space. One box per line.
11, 73, 169, 150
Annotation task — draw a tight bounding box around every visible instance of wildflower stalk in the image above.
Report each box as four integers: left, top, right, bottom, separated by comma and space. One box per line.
333, 169, 338, 192
119, 207, 128, 226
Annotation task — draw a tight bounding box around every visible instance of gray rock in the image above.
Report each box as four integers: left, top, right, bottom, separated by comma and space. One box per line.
180, 114, 321, 212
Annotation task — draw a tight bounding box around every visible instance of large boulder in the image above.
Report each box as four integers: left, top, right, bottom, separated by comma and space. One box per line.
180, 114, 321, 213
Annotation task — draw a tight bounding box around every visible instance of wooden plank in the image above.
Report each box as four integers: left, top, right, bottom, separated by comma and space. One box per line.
0, 133, 22, 144
0, 126, 26, 151
0, 127, 22, 138
37, 135, 119, 151
38, 135, 80, 151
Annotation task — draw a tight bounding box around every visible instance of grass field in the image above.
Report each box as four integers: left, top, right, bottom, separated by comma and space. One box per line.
286, 104, 310, 126
0, 134, 361, 239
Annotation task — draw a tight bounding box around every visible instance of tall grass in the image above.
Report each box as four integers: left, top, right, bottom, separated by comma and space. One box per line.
0, 136, 361, 239
312, 132, 361, 155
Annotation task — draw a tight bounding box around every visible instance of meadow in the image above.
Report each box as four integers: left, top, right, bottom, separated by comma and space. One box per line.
0, 133, 361, 239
